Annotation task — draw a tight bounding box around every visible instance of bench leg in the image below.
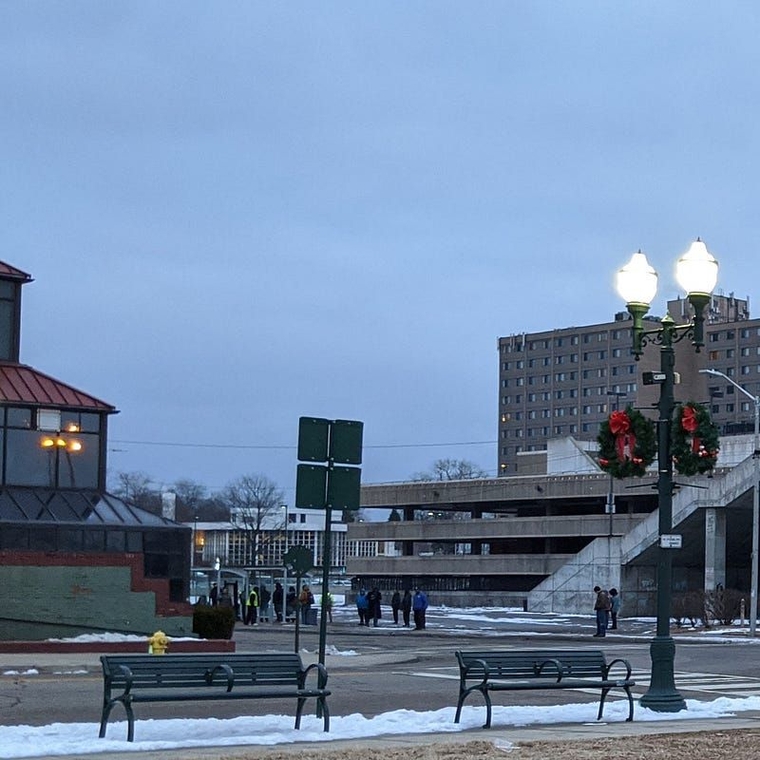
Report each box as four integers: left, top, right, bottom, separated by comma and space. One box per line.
295, 697, 306, 730
598, 686, 635, 722
455, 686, 492, 728
482, 689, 493, 729
318, 696, 330, 732
99, 698, 135, 742
98, 703, 113, 739
598, 687, 609, 720
624, 685, 634, 722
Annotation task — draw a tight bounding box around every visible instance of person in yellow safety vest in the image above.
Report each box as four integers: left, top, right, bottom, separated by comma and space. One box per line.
246, 586, 259, 625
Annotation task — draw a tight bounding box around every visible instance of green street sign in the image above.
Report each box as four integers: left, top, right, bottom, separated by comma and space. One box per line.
295, 464, 327, 508
283, 545, 313, 575
329, 419, 364, 465
327, 465, 362, 510
297, 417, 330, 462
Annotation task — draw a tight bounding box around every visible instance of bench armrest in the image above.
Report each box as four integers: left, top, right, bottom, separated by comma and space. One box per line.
536, 658, 564, 682
461, 658, 490, 690
302, 662, 329, 690
114, 664, 134, 695
205, 663, 234, 692
605, 657, 633, 680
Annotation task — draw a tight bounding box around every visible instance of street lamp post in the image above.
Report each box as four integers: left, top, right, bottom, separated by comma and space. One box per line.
616, 239, 718, 713
700, 367, 760, 637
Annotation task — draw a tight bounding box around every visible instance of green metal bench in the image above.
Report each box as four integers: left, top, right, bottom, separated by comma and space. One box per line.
99, 652, 330, 741
455, 648, 635, 728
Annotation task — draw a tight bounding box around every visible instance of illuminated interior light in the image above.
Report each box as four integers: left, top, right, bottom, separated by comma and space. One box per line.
68, 440, 83, 452
66, 423, 80, 432
40, 437, 55, 448
56, 438, 67, 447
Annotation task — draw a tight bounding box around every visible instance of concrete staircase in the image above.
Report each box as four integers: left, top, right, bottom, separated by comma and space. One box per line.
527, 456, 757, 613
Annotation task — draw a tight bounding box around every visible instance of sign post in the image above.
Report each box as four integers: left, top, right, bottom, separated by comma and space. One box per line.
295, 417, 363, 666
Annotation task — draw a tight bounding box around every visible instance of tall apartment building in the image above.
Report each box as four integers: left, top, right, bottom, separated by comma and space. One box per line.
497, 294, 758, 474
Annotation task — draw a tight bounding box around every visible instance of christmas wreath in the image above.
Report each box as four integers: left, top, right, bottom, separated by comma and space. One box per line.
597, 406, 657, 479
671, 402, 720, 476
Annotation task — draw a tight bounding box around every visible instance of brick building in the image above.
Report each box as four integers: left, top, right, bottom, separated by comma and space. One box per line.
0, 262, 192, 640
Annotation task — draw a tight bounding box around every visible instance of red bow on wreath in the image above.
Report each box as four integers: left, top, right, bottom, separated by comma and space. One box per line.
609, 410, 636, 461
681, 405, 701, 453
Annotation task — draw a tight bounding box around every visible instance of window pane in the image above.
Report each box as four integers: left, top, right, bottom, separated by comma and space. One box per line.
6, 430, 55, 486
6, 407, 32, 429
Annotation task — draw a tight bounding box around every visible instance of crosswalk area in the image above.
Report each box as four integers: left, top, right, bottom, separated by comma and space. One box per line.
401, 664, 760, 699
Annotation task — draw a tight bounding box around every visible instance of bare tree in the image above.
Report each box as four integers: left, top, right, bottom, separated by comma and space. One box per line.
220, 474, 285, 567
110, 471, 162, 515
411, 458, 488, 482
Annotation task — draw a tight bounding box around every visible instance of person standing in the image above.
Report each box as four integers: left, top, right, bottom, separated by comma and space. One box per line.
412, 588, 428, 630
246, 586, 259, 625
609, 588, 621, 630
402, 589, 412, 627
285, 586, 297, 622
367, 587, 382, 627
356, 589, 369, 626
259, 584, 271, 623
391, 590, 401, 625
593, 585, 611, 637
209, 582, 218, 607
272, 582, 284, 623
299, 584, 314, 625
325, 591, 334, 623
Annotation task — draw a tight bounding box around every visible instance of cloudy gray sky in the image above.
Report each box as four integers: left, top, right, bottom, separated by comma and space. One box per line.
2, 3, 759, 500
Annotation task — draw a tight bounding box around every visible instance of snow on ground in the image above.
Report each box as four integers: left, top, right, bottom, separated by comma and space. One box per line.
2, 697, 759, 758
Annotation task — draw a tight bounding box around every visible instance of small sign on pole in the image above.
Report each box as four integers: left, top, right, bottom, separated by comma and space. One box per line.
660, 534, 682, 549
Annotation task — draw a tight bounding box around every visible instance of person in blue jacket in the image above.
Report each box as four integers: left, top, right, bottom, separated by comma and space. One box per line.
412, 588, 428, 630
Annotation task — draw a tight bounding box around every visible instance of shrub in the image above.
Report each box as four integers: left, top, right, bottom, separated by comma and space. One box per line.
192, 604, 236, 639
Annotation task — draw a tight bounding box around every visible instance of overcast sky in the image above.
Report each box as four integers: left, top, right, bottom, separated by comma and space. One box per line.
2, 4, 760, 501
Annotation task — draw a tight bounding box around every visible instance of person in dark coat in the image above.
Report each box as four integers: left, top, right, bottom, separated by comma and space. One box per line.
367, 587, 382, 627
391, 590, 401, 625
272, 582, 284, 623
401, 589, 412, 627
285, 586, 297, 622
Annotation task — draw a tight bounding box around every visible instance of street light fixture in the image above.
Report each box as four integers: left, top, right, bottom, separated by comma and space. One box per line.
615, 239, 718, 713
699, 367, 760, 637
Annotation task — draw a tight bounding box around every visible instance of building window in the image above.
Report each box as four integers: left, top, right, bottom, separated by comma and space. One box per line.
709, 350, 719, 360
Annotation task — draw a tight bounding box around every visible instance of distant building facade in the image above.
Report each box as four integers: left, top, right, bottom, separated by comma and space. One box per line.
497, 294, 759, 474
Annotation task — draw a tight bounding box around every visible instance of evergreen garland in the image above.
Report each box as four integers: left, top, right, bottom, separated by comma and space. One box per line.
597, 406, 657, 479
671, 402, 720, 476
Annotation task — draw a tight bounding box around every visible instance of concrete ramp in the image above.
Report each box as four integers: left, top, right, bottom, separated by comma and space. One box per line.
528, 455, 758, 613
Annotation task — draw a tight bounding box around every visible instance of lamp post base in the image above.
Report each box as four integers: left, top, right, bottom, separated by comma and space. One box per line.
639, 635, 687, 712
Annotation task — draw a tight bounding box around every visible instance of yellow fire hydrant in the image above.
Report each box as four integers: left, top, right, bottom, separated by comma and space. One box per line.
148, 630, 170, 655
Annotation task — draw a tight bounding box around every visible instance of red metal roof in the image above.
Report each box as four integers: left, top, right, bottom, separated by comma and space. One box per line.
0, 262, 32, 282
0, 363, 116, 412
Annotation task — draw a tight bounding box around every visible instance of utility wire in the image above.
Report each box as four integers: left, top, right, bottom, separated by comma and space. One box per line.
110, 438, 497, 451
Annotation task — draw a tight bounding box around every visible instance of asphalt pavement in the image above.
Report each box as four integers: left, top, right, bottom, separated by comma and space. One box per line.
3, 608, 760, 759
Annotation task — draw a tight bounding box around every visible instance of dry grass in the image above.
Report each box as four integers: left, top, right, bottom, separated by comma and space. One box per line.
217, 730, 760, 760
